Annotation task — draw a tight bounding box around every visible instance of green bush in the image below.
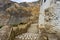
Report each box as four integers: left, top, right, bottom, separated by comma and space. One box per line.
0, 26, 3, 28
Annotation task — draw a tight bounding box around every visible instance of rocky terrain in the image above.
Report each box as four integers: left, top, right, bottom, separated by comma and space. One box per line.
0, 0, 40, 40
1, 0, 60, 40
0, 1, 40, 26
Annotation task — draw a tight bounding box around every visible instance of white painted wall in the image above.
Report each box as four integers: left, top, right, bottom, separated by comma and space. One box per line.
39, 0, 53, 28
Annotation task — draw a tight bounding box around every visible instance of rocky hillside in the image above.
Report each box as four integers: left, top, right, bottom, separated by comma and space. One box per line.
0, 1, 40, 40
0, 1, 40, 26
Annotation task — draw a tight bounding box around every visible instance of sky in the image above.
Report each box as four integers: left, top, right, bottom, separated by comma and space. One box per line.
11, 0, 38, 3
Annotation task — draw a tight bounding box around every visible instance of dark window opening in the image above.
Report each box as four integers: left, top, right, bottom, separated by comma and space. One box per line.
0, 26, 3, 29
44, 0, 46, 2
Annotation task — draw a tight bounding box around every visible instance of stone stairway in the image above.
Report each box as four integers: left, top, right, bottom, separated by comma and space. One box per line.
14, 21, 40, 40
15, 33, 40, 40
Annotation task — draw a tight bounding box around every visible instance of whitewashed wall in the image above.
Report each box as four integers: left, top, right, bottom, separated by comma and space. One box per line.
39, 0, 53, 28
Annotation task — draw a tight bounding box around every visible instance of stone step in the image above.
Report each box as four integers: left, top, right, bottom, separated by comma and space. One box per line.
14, 33, 40, 40
14, 22, 40, 40
27, 23, 38, 33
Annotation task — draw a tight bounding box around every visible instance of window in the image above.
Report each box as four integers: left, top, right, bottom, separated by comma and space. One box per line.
44, 0, 46, 2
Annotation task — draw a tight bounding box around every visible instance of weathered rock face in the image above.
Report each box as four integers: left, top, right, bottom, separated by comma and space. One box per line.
19, 2, 29, 7
0, 25, 12, 40
0, 0, 10, 9
0, 0, 10, 4
0, 11, 10, 26
0, 1, 39, 26
5, 3, 32, 25
0, 1, 40, 40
